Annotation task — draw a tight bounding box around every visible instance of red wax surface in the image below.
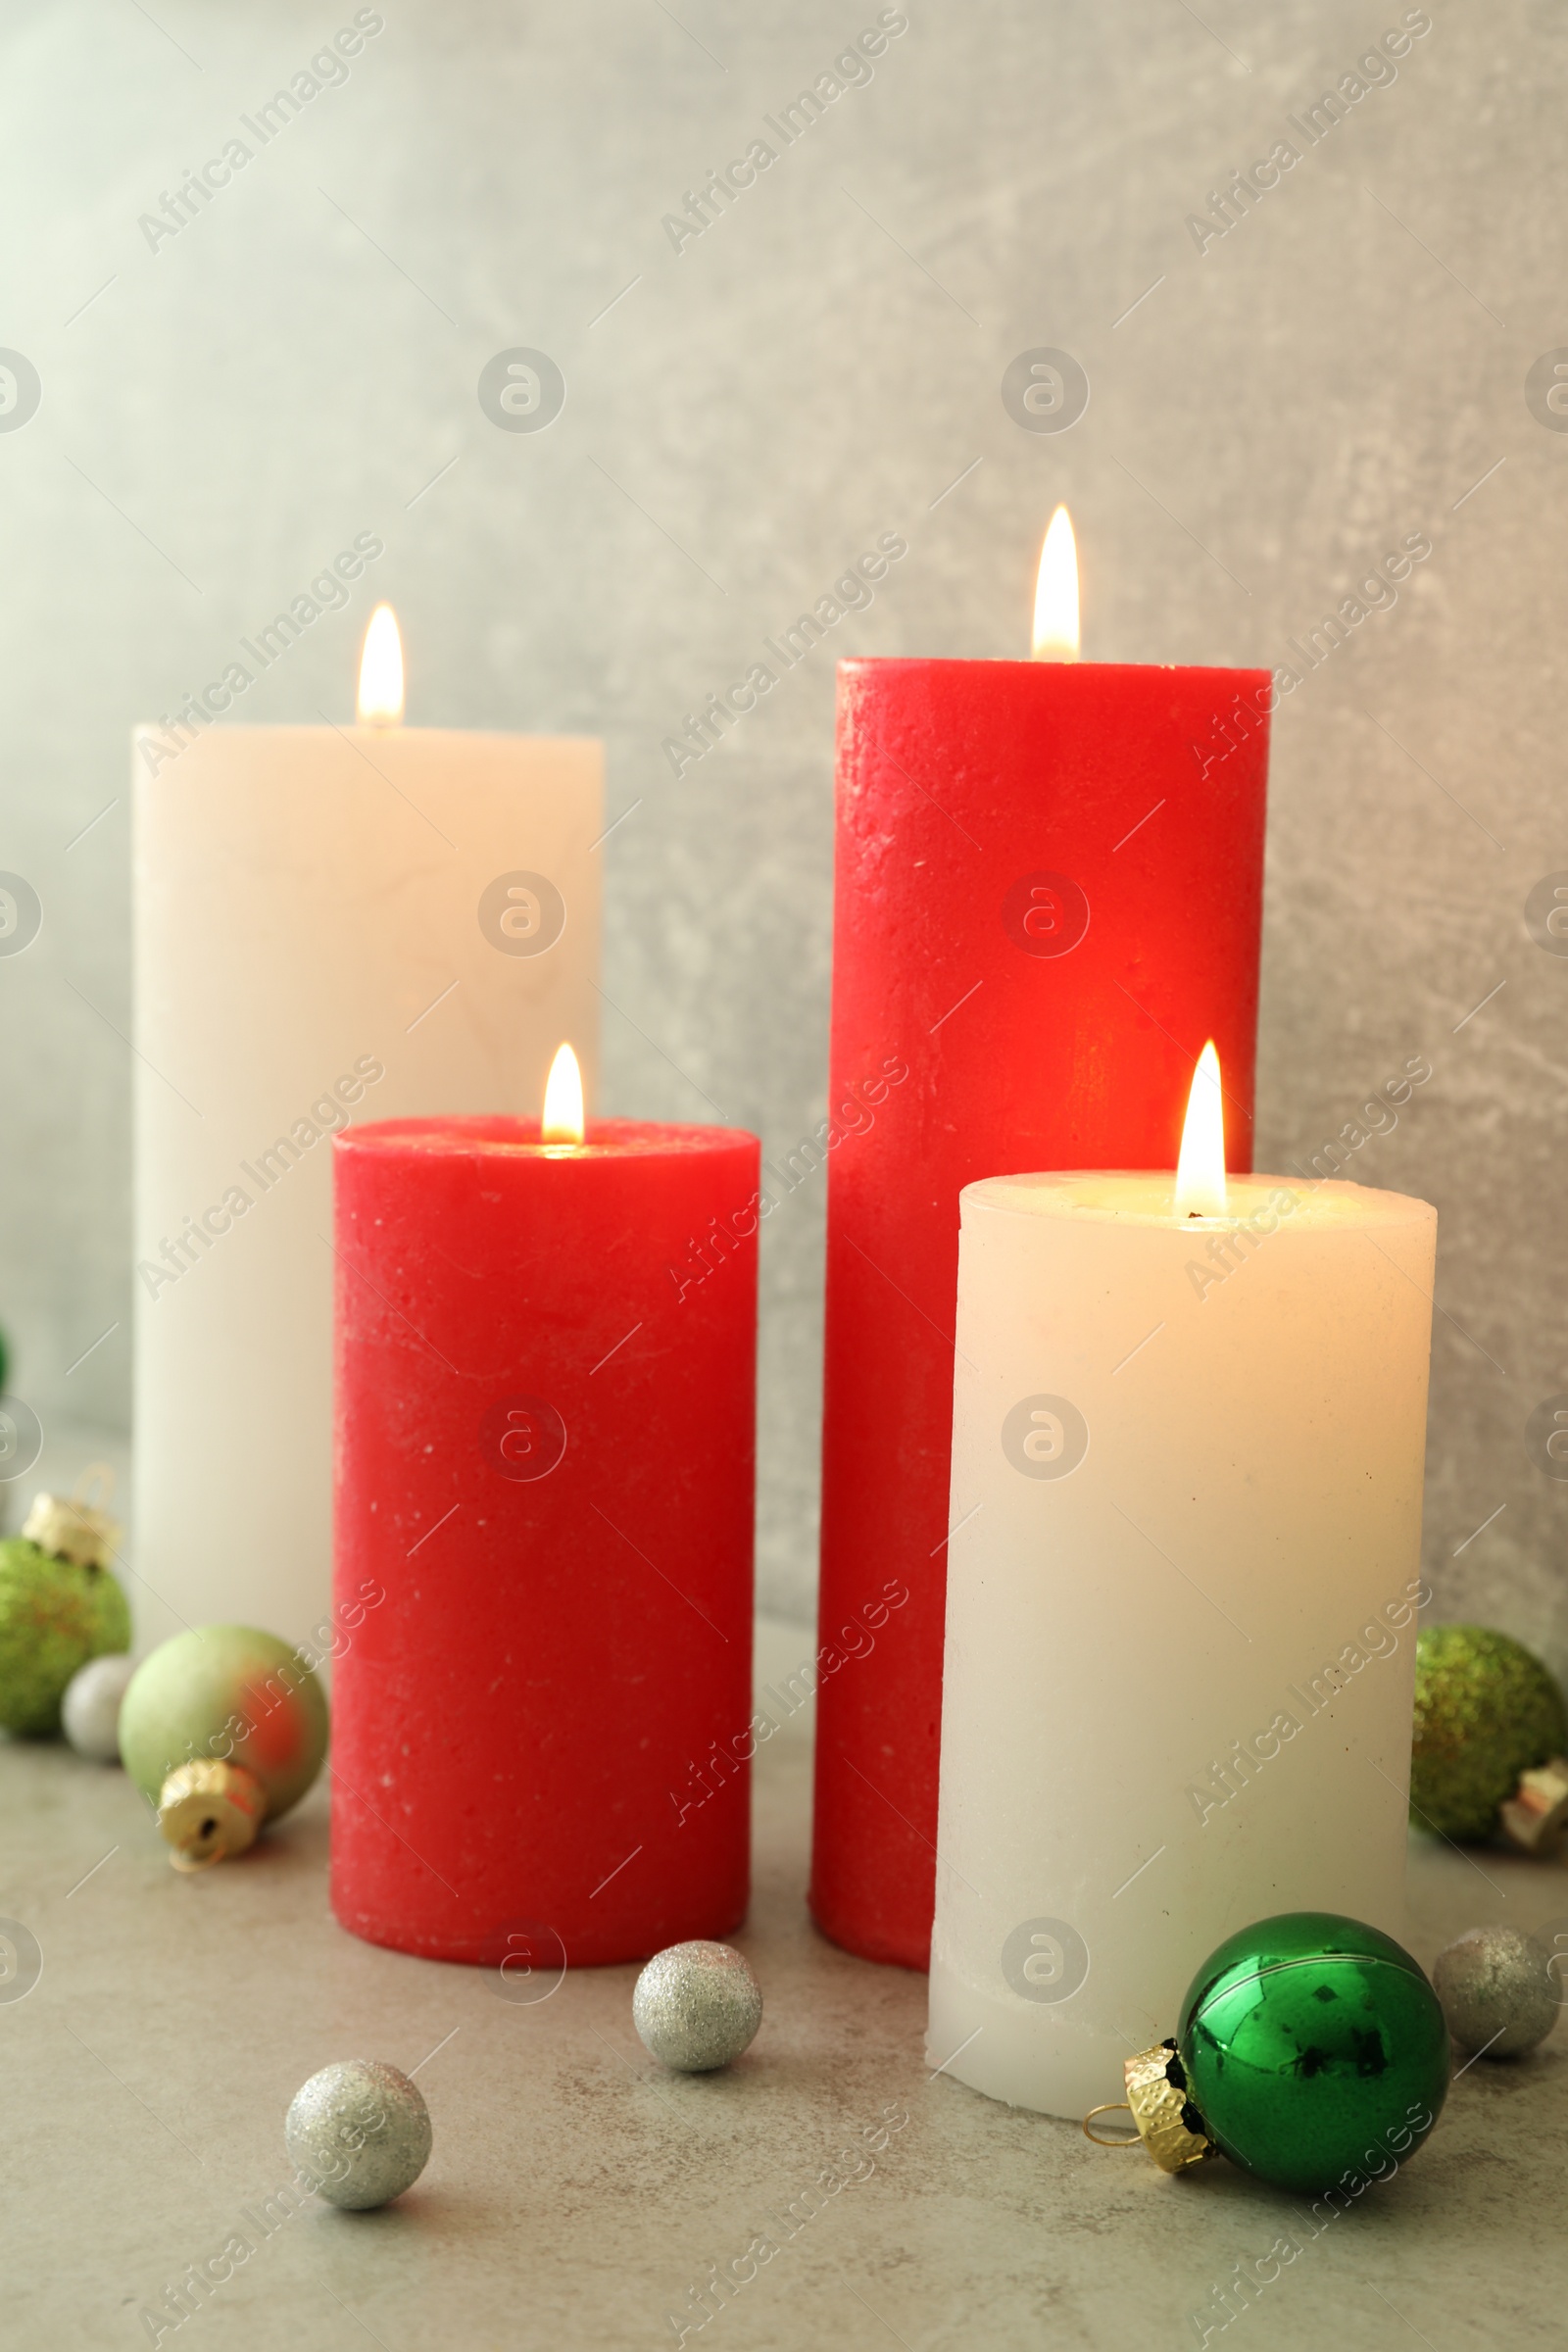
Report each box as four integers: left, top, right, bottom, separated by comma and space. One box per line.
331, 1115, 759, 1967
814, 659, 1270, 1969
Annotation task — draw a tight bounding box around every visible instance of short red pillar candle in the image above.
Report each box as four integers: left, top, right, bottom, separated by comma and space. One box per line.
813, 655, 1271, 1970
330, 1110, 759, 1967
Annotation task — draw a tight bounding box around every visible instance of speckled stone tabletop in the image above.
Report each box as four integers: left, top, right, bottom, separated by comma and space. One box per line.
3, 1624, 1562, 2350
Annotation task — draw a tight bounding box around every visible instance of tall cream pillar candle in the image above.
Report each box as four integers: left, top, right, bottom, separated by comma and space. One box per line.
928, 1157, 1437, 2122
133, 615, 601, 1650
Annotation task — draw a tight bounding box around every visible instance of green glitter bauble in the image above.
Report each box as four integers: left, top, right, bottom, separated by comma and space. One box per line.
1178, 1912, 1449, 2197
0, 1537, 130, 1738
119, 1626, 327, 1822
1410, 1624, 1567, 1841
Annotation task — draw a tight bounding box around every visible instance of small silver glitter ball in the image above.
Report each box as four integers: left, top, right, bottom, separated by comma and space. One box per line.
284, 2060, 432, 2209
1435, 1926, 1558, 2058
633, 1940, 762, 2072
62, 1653, 135, 1763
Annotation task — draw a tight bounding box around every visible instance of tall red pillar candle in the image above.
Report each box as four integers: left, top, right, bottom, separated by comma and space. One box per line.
331, 1112, 760, 1966
813, 658, 1270, 1969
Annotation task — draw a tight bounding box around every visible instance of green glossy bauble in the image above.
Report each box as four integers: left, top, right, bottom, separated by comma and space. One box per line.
1178, 1911, 1449, 2197
1411, 1624, 1566, 1840
120, 1625, 328, 1821
0, 1538, 130, 1737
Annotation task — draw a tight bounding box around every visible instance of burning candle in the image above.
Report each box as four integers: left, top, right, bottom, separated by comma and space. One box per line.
329, 1051, 760, 1966
813, 518, 1273, 1969
132, 611, 602, 1653
928, 1053, 1437, 2119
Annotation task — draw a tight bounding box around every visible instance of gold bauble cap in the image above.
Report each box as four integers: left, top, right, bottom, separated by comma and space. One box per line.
1085, 2040, 1216, 2173
22, 1476, 122, 1570
157, 1760, 266, 1872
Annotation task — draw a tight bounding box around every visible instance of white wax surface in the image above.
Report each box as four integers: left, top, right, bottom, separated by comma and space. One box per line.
133, 724, 601, 1649
928, 1170, 1437, 2121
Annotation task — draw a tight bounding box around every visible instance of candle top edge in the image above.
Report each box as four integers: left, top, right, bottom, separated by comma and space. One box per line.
835, 658, 1272, 679
130, 723, 604, 748
962, 1169, 1436, 1230
334, 1115, 752, 1158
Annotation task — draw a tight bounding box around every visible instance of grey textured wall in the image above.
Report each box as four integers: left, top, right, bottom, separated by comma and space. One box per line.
3, 0, 1565, 1647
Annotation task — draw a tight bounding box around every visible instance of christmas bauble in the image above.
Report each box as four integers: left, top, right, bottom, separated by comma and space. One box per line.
120, 1626, 327, 1866
1435, 1926, 1557, 2058
633, 1941, 762, 2071
1411, 1625, 1566, 1841
284, 2060, 430, 2210
1177, 1912, 1449, 2196
0, 1526, 130, 1738
62, 1651, 137, 1762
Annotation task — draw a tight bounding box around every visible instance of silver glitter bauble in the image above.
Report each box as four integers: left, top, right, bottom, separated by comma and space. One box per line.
1434, 1926, 1558, 2058
62, 1653, 135, 1763
632, 1940, 762, 2072
284, 2060, 431, 2209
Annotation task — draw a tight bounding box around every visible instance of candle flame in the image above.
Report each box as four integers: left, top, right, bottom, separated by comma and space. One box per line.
1175, 1041, 1227, 1217
1031, 506, 1080, 662
542, 1043, 585, 1145
357, 604, 405, 725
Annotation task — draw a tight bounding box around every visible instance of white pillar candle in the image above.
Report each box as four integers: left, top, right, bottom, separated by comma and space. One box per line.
133, 612, 601, 1649
928, 1136, 1437, 2121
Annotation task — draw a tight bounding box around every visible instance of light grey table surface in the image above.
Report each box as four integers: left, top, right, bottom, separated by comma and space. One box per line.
2, 1615, 1562, 2352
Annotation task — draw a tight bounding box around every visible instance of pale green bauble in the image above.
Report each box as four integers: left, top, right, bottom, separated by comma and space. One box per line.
0, 1537, 130, 1737
119, 1625, 327, 1821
